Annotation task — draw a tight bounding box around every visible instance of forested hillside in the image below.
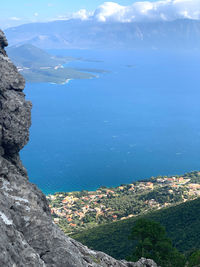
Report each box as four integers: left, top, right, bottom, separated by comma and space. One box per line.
71, 197, 200, 260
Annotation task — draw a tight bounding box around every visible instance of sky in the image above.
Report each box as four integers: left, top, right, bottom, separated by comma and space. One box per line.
1, 0, 199, 29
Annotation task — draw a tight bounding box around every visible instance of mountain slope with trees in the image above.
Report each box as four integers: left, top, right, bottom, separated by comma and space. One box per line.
71, 197, 200, 260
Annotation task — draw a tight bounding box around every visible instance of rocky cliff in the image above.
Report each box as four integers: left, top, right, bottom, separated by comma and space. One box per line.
0, 29, 158, 267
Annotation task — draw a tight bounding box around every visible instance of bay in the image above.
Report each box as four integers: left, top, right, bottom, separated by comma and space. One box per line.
21, 49, 200, 194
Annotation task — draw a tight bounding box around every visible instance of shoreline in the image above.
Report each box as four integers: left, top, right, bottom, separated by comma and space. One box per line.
43, 169, 198, 196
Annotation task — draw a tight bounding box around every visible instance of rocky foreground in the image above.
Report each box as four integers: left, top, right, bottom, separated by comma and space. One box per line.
0, 29, 158, 267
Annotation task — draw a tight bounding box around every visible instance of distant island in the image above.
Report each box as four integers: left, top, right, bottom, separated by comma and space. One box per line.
6, 44, 107, 84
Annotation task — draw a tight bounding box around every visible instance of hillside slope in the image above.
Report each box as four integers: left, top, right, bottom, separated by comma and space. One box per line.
6, 44, 94, 83
72, 197, 200, 260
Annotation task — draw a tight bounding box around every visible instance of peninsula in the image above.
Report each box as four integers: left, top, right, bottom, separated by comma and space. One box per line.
6, 44, 96, 83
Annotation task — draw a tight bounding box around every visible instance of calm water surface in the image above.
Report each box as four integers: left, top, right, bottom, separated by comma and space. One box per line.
21, 49, 200, 194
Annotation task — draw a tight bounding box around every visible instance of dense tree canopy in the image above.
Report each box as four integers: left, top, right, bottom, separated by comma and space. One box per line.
188, 250, 200, 267
128, 219, 185, 267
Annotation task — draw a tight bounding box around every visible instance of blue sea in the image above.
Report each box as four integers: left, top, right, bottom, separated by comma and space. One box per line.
21, 49, 200, 194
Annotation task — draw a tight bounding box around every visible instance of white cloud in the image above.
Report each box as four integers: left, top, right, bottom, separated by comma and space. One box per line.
72, 9, 92, 20
71, 0, 200, 22
93, 2, 126, 22
9, 17, 21, 21
2, 0, 199, 30
55, 9, 92, 21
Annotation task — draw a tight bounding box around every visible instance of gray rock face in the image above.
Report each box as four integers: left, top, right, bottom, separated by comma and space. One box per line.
0, 29, 158, 267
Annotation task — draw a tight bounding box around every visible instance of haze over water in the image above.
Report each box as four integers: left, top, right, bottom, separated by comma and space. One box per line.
21, 49, 200, 194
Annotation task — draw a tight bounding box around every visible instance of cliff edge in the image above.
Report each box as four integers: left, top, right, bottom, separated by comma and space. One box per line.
0, 29, 158, 267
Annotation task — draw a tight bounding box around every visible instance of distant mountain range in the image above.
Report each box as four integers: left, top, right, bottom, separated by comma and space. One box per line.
5, 19, 200, 50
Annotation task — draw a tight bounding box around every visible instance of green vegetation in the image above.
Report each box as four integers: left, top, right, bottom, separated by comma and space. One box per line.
47, 171, 200, 263
22, 67, 94, 84
7, 44, 74, 68
128, 219, 185, 267
71, 197, 200, 260
48, 171, 200, 234
188, 250, 200, 267
6, 44, 97, 83
75, 68, 109, 74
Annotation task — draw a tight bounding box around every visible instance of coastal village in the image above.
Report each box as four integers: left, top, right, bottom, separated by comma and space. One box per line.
47, 171, 200, 234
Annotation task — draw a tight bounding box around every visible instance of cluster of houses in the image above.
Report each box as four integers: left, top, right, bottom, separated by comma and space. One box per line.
156, 176, 200, 196
47, 174, 200, 232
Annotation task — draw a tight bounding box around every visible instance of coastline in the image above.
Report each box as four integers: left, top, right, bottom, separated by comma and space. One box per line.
43, 169, 198, 195
47, 170, 200, 234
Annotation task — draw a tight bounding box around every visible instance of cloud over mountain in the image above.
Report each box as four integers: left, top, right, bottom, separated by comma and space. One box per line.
71, 0, 200, 22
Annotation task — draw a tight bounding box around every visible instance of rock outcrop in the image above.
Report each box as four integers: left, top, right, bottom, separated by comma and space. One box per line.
0, 29, 158, 267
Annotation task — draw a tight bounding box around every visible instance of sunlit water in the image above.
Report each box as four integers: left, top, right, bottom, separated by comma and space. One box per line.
21, 49, 200, 194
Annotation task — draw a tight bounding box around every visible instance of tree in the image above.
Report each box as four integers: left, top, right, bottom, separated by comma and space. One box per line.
128, 218, 185, 267
188, 250, 200, 267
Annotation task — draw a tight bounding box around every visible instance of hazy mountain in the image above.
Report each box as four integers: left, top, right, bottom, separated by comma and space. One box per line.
6, 44, 94, 83
6, 44, 74, 68
5, 19, 200, 50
